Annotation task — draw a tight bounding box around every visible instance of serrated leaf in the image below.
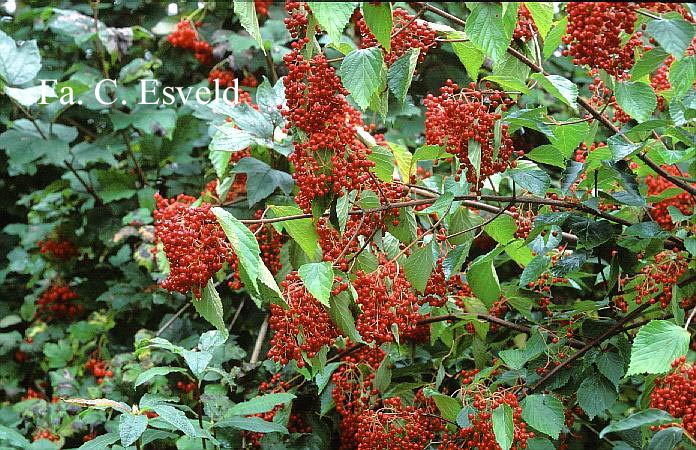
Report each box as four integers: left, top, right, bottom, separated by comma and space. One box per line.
626, 320, 690, 376
524, 2, 554, 39
404, 242, 435, 293
521, 394, 564, 439
615, 81, 657, 123
215, 416, 288, 434
362, 2, 392, 51
119, 413, 148, 447
338, 47, 386, 110
308, 2, 356, 45
599, 409, 674, 438
492, 403, 514, 450
526, 145, 565, 168
0, 30, 41, 86
298, 262, 334, 306
388, 48, 419, 105
543, 17, 567, 59
465, 3, 514, 62
368, 145, 395, 182
510, 169, 551, 196
451, 38, 485, 80
669, 55, 696, 100
577, 374, 617, 420
134, 367, 188, 388
152, 404, 196, 436
646, 18, 695, 58
329, 290, 362, 343
531, 73, 578, 109
228, 393, 296, 416
631, 47, 669, 80
233, 1, 265, 53
211, 207, 261, 292
269, 205, 320, 259
193, 281, 228, 339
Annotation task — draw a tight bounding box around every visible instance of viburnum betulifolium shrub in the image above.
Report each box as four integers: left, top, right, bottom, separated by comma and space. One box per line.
2, 1, 696, 449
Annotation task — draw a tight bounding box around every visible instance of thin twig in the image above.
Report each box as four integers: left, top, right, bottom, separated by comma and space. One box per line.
121, 131, 147, 188
156, 303, 192, 337
250, 315, 269, 364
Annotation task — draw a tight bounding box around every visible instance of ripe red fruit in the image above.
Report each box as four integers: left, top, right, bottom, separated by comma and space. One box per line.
36, 283, 82, 322
650, 357, 696, 434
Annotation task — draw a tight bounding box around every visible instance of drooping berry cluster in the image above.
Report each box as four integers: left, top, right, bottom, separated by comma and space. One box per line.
512, 207, 535, 239
267, 272, 341, 367
513, 5, 539, 41
646, 165, 695, 230
240, 73, 258, 87
167, 20, 213, 65
85, 358, 113, 385
176, 380, 196, 395
439, 390, 532, 450
639, 2, 695, 22
353, 260, 420, 344
650, 357, 695, 434
355, 394, 443, 450
636, 249, 687, 308
424, 80, 515, 191
153, 193, 233, 298
208, 69, 236, 88
562, 2, 641, 77
255, 0, 273, 16
356, 7, 437, 65
36, 283, 82, 322
38, 238, 78, 260
33, 429, 60, 443
587, 70, 634, 123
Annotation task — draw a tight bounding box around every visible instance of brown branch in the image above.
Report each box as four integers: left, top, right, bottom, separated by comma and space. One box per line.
64, 160, 105, 207
250, 315, 269, 364
121, 131, 147, 188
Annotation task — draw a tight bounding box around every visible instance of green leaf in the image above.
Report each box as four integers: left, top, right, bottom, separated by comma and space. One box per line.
216, 416, 288, 434
646, 18, 695, 58
233, 157, 294, 206
577, 374, 618, 420
510, 169, 551, 196
567, 217, 615, 249
467, 250, 501, 307
443, 242, 471, 279
526, 145, 565, 168
329, 290, 362, 343
74, 433, 120, 450
308, 2, 356, 45
646, 427, 683, 450
531, 73, 578, 110
182, 349, 213, 378
211, 207, 261, 293
615, 81, 657, 123
228, 393, 296, 416
152, 404, 196, 436
368, 145, 394, 182
0, 30, 41, 85
209, 123, 254, 153
119, 413, 148, 447
193, 281, 228, 340
595, 351, 626, 388
524, 2, 554, 39
404, 242, 435, 293
422, 191, 454, 216
599, 409, 674, 438
543, 17, 567, 59
298, 262, 334, 307
550, 121, 590, 157
362, 2, 392, 51
451, 38, 485, 80
134, 367, 188, 388
465, 3, 514, 62
521, 394, 564, 439
233, 0, 265, 52
484, 75, 531, 94
607, 134, 643, 160
423, 389, 462, 422
485, 215, 517, 244
389, 142, 414, 181
338, 48, 386, 110
4, 85, 51, 107
631, 47, 669, 80
373, 356, 392, 393
469, 139, 482, 183
388, 48, 420, 105
626, 320, 690, 376
669, 55, 696, 100
492, 403, 514, 450
269, 205, 320, 259
519, 255, 550, 287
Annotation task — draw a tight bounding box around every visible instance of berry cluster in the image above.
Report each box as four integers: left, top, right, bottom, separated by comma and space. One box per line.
424, 81, 515, 192
635, 249, 687, 308
153, 193, 233, 298
650, 357, 695, 434
38, 238, 77, 260
176, 380, 196, 394
255, 0, 272, 16
208, 69, 236, 88
355, 395, 443, 450
513, 5, 539, 41
85, 358, 113, 385
33, 429, 60, 443
587, 71, 633, 123
353, 260, 420, 344
562, 2, 641, 77
440, 390, 531, 450
512, 207, 535, 239
167, 20, 213, 65
356, 7, 437, 65
36, 283, 82, 322
240, 73, 258, 87
267, 272, 340, 367
646, 165, 695, 230
22, 387, 46, 401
